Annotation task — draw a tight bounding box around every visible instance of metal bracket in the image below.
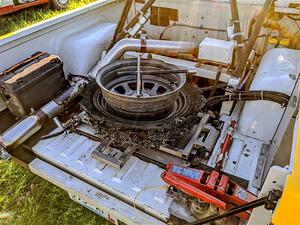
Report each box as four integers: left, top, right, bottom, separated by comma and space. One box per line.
92, 142, 137, 169
252, 143, 269, 189
159, 114, 220, 160
182, 114, 219, 159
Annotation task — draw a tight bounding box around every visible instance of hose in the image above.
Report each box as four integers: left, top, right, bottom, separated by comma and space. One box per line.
237, 56, 262, 90
199, 83, 227, 92
204, 90, 290, 108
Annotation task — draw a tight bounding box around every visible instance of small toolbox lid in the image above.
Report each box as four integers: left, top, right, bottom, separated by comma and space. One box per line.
0, 52, 62, 91
4, 55, 58, 84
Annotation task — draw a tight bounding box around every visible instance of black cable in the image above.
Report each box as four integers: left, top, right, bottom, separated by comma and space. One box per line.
189, 190, 282, 225
199, 83, 227, 92
188, 196, 268, 225
204, 90, 290, 108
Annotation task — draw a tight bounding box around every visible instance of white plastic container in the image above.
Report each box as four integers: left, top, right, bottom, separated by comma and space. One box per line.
59, 23, 116, 75
198, 37, 235, 65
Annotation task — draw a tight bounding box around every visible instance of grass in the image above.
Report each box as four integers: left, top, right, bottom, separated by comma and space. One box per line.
0, 2, 115, 224
0, 0, 97, 37
0, 160, 111, 225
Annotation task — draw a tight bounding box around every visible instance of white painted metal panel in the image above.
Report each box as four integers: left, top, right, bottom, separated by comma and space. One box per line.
207, 119, 266, 192
29, 158, 166, 225
247, 166, 289, 225
238, 48, 300, 142
32, 124, 173, 221
0, 0, 13, 7
143, 0, 263, 42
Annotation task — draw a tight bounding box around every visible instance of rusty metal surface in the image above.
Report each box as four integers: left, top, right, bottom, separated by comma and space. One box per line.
150, 6, 178, 27
91, 141, 137, 169
80, 80, 206, 155
96, 59, 187, 120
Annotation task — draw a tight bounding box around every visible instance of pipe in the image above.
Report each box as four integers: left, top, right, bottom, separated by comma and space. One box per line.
204, 90, 290, 108
0, 115, 42, 149
108, 0, 133, 50
237, 56, 261, 90
209, 65, 222, 98
230, 0, 244, 64
0, 81, 85, 150
116, 0, 156, 40
234, 0, 274, 76
248, 16, 257, 38
90, 38, 198, 78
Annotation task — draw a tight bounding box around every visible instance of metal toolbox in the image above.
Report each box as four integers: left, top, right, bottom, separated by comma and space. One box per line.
0, 52, 67, 117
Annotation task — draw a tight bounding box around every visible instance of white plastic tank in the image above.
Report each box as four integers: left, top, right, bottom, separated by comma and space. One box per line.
59, 23, 116, 76
238, 48, 300, 142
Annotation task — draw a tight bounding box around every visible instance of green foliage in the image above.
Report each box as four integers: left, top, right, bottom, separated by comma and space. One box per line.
0, 0, 97, 37
0, 160, 110, 225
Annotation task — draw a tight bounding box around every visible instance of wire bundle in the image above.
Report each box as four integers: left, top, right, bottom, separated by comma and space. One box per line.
204, 90, 290, 108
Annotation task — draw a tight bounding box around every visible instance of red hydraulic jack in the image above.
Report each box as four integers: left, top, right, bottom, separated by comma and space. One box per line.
161, 164, 257, 220
161, 120, 257, 219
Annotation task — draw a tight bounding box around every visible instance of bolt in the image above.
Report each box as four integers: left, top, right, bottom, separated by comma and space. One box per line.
289, 73, 296, 80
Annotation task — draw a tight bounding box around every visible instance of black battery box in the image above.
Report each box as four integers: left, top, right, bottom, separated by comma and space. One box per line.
0, 52, 67, 117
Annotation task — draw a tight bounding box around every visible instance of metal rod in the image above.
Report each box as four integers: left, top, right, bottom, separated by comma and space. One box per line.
136, 54, 143, 97
117, 69, 188, 76
108, 0, 133, 50
234, 0, 274, 76
116, 0, 156, 40
70, 127, 103, 142
230, 0, 244, 67
188, 196, 268, 225
53, 117, 64, 131
209, 65, 223, 98
41, 130, 65, 140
